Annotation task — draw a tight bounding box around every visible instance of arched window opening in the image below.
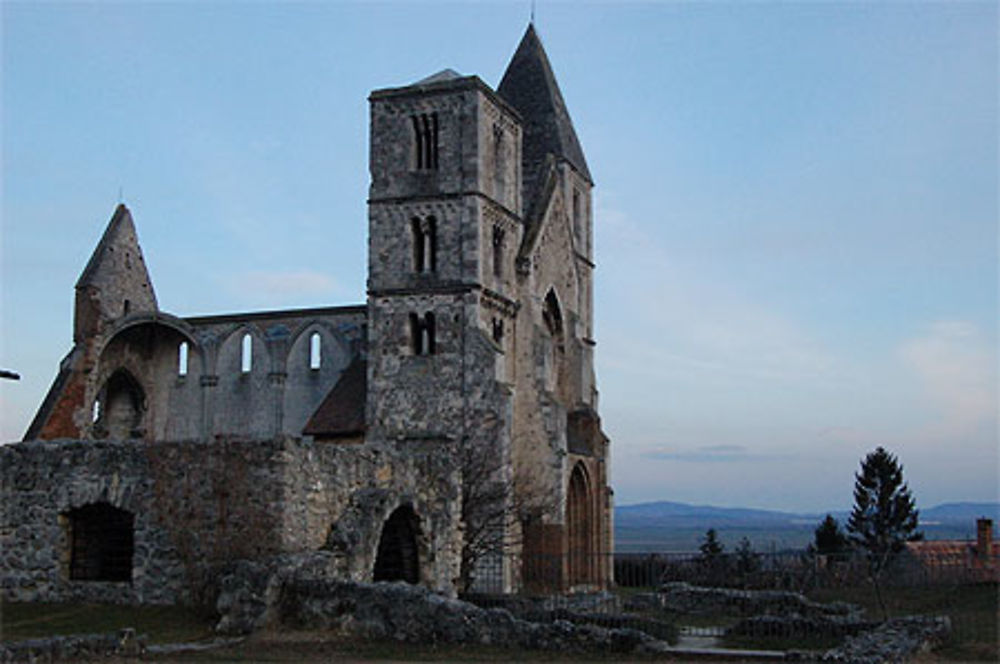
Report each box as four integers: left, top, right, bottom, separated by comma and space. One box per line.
178, 341, 189, 377
412, 113, 439, 170
241, 333, 253, 373
122, 299, 131, 316
492, 317, 504, 345
309, 332, 322, 370
412, 216, 437, 273
567, 464, 594, 587
543, 290, 564, 340
94, 370, 145, 440
373, 505, 420, 584
67, 503, 134, 582
493, 124, 506, 201
572, 189, 581, 245
410, 312, 436, 356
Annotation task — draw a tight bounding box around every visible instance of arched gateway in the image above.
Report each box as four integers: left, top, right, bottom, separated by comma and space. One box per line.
566, 463, 594, 586
373, 505, 420, 583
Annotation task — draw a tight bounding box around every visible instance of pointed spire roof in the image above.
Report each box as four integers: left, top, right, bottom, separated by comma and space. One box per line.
498, 25, 592, 195
74, 203, 157, 313
77, 204, 145, 288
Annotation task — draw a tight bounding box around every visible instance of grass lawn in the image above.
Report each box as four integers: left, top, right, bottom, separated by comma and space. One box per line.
0, 601, 216, 645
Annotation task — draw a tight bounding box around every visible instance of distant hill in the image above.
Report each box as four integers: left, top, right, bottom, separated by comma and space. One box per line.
614, 500, 1000, 553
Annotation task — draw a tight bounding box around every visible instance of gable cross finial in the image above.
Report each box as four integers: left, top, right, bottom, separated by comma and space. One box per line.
530, 0, 535, 24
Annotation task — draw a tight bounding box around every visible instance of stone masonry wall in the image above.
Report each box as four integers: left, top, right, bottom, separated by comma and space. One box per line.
1, 436, 464, 604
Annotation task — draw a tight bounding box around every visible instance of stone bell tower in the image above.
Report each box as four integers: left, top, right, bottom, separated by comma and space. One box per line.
365, 69, 523, 453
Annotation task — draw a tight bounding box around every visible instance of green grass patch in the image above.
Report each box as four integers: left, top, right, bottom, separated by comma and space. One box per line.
1, 601, 215, 645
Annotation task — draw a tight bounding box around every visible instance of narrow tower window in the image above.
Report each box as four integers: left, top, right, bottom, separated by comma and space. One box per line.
412, 113, 439, 170
178, 341, 189, 377
412, 216, 437, 273
409, 312, 436, 356
492, 225, 505, 279
572, 189, 581, 245
309, 332, 322, 370
241, 333, 252, 374
493, 124, 506, 201
492, 317, 505, 345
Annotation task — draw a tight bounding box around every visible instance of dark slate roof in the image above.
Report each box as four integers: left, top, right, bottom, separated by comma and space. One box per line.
302, 357, 367, 438
416, 68, 462, 85
498, 24, 592, 210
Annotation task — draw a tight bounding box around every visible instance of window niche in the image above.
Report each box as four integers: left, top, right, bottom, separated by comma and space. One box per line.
409, 312, 436, 356
178, 341, 189, 377
492, 225, 505, 280
411, 216, 437, 274
65, 503, 134, 582
309, 332, 322, 370
411, 112, 439, 170
92, 369, 145, 440
240, 333, 253, 374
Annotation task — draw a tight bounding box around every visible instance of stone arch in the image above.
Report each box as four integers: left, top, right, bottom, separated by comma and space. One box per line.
65, 502, 134, 582
373, 504, 421, 584
566, 462, 594, 587
93, 368, 145, 440
214, 324, 273, 436
282, 321, 352, 435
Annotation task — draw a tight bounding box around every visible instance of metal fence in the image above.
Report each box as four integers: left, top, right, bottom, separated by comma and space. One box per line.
466, 549, 998, 594
615, 549, 1000, 591
461, 549, 997, 649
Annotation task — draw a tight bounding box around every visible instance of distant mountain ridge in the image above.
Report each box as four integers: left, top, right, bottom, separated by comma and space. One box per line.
614, 500, 999, 553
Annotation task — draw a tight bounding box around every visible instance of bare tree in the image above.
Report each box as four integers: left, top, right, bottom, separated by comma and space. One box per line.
457, 437, 558, 594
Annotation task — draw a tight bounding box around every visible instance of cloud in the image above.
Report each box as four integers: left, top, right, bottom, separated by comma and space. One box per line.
898, 320, 997, 435
596, 200, 840, 387
641, 444, 776, 463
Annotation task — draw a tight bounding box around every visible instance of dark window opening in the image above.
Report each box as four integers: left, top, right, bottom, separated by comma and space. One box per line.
67, 503, 134, 582
410, 312, 436, 356
542, 290, 563, 339
493, 124, 506, 200
492, 225, 505, 279
492, 317, 504, 345
412, 113, 439, 170
572, 189, 581, 244
373, 505, 420, 584
411, 216, 437, 273
122, 299, 131, 315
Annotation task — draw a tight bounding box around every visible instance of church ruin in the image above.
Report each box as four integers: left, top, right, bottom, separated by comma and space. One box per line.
1, 25, 613, 603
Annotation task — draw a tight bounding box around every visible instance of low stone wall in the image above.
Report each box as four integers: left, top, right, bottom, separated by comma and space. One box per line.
280, 579, 668, 654
627, 582, 861, 620
213, 553, 671, 655
728, 614, 875, 640
821, 616, 951, 663
0, 628, 144, 663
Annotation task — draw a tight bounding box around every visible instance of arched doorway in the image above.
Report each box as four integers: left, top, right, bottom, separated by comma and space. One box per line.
373, 505, 420, 583
566, 463, 593, 586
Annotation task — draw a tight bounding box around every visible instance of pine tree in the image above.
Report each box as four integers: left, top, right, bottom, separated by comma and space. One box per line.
846, 447, 921, 619
814, 514, 850, 556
